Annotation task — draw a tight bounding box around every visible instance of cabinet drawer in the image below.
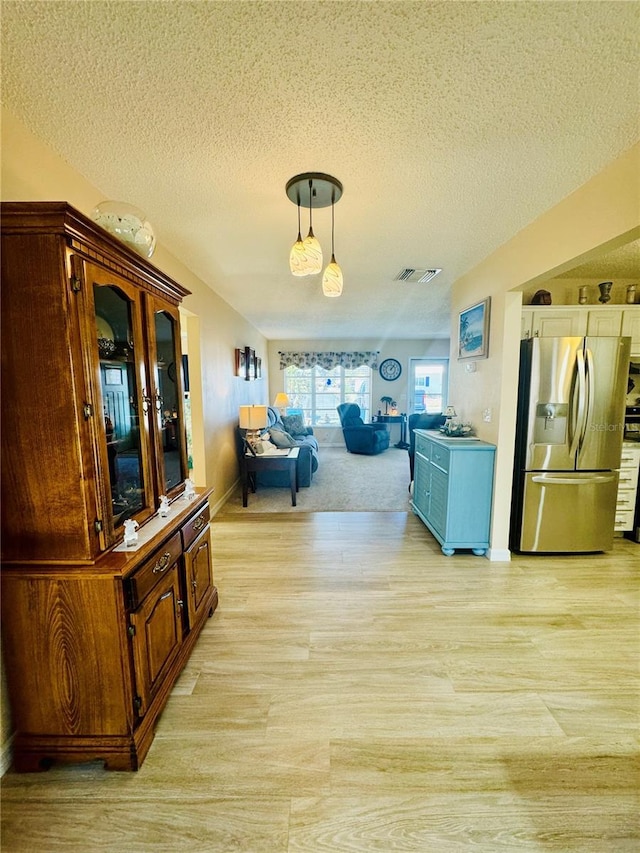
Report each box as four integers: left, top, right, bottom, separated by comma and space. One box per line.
615, 509, 635, 531
618, 468, 640, 490
126, 532, 182, 608
430, 444, 450, 473
181, 503, 211, 550
414, 432, 431, 460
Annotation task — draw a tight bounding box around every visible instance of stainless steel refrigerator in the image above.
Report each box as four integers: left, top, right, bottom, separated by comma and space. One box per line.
510, 335, 631, 552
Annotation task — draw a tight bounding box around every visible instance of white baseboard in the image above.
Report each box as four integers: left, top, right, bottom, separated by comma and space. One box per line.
485, 547, 511, 561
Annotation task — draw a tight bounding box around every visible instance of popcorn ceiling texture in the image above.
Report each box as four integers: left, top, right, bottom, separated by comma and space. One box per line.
1, 1, 638, 338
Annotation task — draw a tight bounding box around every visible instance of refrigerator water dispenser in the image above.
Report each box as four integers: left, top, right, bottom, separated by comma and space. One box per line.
533, 402, 568, 445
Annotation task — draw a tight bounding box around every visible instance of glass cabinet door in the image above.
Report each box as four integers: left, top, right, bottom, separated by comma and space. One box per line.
86, 263, 155, 536
147, 298, 188, 495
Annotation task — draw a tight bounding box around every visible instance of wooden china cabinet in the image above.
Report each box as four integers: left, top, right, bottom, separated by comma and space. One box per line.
0, 202, 218, 771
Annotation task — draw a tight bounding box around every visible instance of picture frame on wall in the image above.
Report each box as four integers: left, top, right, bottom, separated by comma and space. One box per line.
458, 297, 490, 360
235, 347, 246, 378
246, 347, 256, 381
255, 357, 262, 379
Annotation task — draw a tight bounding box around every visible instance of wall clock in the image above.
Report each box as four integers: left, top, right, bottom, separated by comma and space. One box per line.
379, 358, 402, 381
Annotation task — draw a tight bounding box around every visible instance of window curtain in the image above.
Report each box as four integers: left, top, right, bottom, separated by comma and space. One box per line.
279, 351, 379, 370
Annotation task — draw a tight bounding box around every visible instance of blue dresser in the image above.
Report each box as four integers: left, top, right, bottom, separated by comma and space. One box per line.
412, 429, 496, 556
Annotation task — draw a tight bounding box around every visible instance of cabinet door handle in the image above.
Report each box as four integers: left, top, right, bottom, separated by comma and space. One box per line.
192, 516, 205, 532
152, 552, 172, 573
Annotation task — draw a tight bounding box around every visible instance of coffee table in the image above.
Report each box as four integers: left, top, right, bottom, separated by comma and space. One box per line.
241, 447, 300, 507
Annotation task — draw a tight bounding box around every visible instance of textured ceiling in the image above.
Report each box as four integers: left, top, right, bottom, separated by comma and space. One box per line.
2, 1, 639, 339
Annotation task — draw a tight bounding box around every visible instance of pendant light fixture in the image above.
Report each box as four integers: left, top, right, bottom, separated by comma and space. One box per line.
289, 197, 308, 276
301, 177, 322, 275
322, 191, 343, 297
286, 173, 343, 293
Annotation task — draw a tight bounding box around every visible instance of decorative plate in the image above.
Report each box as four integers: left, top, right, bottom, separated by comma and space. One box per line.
379, 358, 402, 381
96, 315, 114, 342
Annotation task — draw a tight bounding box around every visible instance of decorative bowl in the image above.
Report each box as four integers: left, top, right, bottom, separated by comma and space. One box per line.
91, 200, 156, 259
439, 423, 474, 438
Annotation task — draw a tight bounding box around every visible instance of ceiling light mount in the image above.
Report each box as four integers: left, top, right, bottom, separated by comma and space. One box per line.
286, 172, 343, 208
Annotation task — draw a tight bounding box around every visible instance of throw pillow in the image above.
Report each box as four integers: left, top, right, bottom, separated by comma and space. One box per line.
269, 427, 297, 448
282, 414, 305, 436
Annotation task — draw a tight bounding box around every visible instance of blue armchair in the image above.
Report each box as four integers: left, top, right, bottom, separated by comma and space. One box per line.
337, 403, 390, 455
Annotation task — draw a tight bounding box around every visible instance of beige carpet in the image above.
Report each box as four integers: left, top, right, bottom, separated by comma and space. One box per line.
221, 445, 412, 513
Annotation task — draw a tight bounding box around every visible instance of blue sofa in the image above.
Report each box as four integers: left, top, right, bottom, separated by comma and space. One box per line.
236, 406, 319, 488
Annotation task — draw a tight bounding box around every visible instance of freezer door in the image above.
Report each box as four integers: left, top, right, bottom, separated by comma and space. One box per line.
577, 336, 631, 471
517, 471, 619, 552
523, 337, 582, 471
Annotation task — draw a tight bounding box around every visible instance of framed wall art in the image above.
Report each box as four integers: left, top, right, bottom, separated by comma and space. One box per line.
246, 347, 256, 381
235, 347, 246, 378
458, 297, 490, 360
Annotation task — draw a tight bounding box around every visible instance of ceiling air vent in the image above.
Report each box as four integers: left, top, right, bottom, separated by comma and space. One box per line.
394, 268, 442, 284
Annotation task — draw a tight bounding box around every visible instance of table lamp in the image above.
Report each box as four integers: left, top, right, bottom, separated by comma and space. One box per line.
239, 405, 268, 451
273, 393, 290, 415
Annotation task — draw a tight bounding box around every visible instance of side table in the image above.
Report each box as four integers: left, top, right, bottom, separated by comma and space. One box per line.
241, 447, 300, 507
372, 414, 409, 449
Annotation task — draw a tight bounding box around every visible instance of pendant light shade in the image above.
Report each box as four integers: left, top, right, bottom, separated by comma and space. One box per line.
322, 255, 343, 297
289, 200, 308, 276
286, 172, 343, 288
321, 191, 343, 297
301, 228, 323, 275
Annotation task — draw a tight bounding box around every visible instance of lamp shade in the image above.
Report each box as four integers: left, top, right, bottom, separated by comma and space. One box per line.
273, 393, 289, 409
301, 229, 323, 275
239, 405, 268, 430
289, 237, 309, 276
322, 256, 343, 297
445, 406, 457, 418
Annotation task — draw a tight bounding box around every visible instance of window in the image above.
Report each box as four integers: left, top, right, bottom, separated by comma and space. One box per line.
408, 358, 448, 414
284, 364, 372, 426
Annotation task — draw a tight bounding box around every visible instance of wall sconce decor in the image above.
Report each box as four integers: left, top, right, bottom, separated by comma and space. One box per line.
235, 347, 261, 380
235, 348, 246, 378
246, 347, 256, 381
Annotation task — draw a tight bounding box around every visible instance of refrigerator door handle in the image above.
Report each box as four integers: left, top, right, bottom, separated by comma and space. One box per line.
569, 347, 587, 459
531, 474, 617, 485
581, 347, 596, 451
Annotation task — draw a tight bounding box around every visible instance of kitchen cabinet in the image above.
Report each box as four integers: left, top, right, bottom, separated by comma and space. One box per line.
622, 311, 640, 354
1, 202, 218, 771
522, 305, 640, 351
615, 443, 640, 532
411, 430, 496, 556
521, 307, 587, 339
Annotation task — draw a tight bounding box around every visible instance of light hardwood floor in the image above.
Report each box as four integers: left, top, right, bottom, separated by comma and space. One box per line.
2, 511, 639, 852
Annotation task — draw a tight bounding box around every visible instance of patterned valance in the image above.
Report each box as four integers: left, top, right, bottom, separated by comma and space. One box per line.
279, 350, 379, 370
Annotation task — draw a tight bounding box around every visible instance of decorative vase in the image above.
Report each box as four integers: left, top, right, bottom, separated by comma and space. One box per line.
577, 286, 588, 304
626, 284, 637, 305
91, 200, 156, 259
598, 281, 613, 304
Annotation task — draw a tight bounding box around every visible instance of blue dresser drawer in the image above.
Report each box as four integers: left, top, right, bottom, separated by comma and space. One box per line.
430, 443, 449, 473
